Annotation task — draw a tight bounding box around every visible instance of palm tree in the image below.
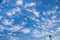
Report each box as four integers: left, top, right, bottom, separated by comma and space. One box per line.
49, 35, 51, 40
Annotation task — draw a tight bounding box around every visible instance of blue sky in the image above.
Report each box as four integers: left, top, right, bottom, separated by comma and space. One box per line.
0, 0, 60, 40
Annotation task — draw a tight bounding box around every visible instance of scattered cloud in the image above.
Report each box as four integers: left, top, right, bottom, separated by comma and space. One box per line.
0, 0, 59, 40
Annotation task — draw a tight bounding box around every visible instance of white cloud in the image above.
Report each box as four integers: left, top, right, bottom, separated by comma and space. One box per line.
6, 11, 13, 16
58, 11, 60, 13
55, 6, 59, 9
43, 11, 47, 16
56, 27, 60, 32
35, 19, 40, 22
52, 36, 60, 40
26, 9, 33, 12
43, 10, 56, 15
56, 20, 60, 22
51, 10, 56, 14
45, 32, 50, 35
16, 0, 23, 5
11, 7, 21, 14
16, 7, 21, 12
7, 25, 23, 32
32, 29, 45, 38
6, 7, 21, 16
45, 37, 50, 40
46, 11, 51, 15
1, 19, 13, 25
0, 16, 3, 20
33, 10, 40, 17
8, 36, 20, 40
25, 2, 36, 7
52, 15, 56, 19
0, 25, 6, 32
27, 9, 40, 17
21, 21, 27, 26
21, 28, 31, 34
